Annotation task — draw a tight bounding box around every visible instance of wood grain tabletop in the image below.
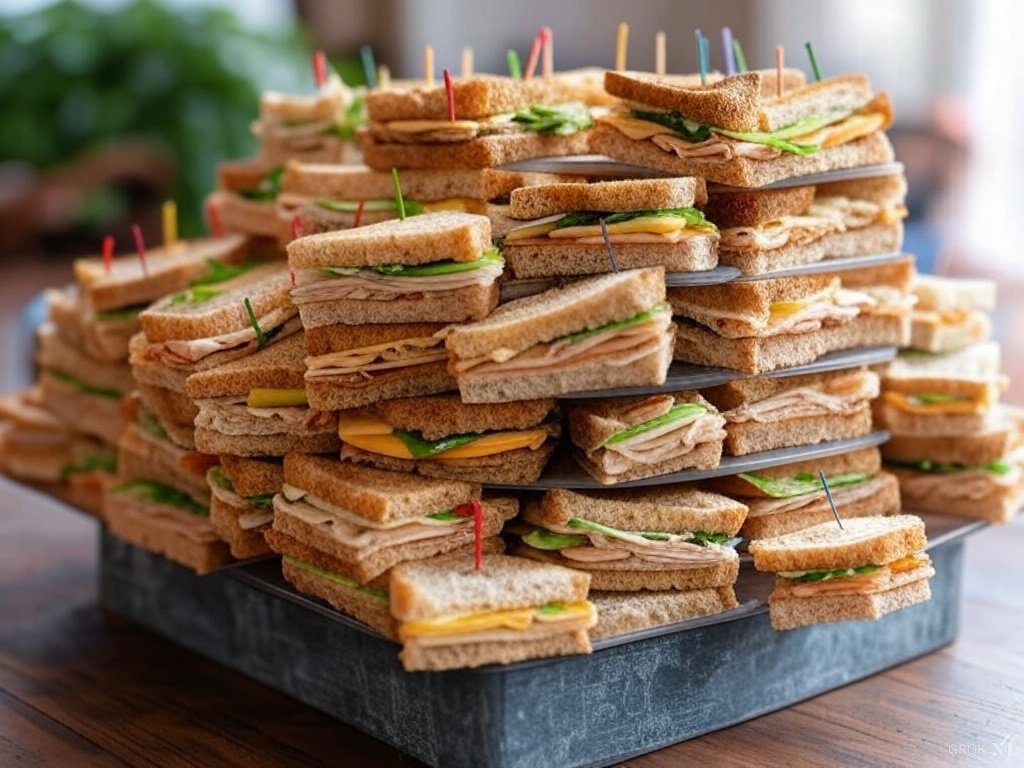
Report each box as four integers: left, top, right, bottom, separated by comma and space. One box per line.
1, 481, 1021, 768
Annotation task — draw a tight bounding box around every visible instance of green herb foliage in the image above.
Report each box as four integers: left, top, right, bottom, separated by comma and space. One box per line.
316, 198, 425, 215
139, 411, 169, 441
321, 247, 502, 279
889, 459, 1012, 476
60, 453, 116, 479
522, 528, 588, 550
511, 103, 594, 135
392, 430, 481, 460
96, 304, 146, 322
738, 471, 875, 499
49, 369, 122, 400
552, 207, 714, 231
238, 167, 283, 202
284, 558, 389, 604
780, 564, 881, 582
111, 480, 207, 516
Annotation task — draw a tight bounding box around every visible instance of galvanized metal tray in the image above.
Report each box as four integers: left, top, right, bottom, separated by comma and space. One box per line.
556, 345, 896, 400
484, 431, 889, 491
98, 511, 977, 768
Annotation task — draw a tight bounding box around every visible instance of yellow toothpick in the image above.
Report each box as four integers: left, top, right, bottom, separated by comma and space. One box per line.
162, 200, 178, 248
378, 64, 391, 89
616, 22, 629, 71
461, 46, 474, 78
424, 44, 435, 86
655, 31, 666, 76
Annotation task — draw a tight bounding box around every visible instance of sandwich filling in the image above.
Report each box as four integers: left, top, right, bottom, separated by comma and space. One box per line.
291, 248, 504, 303
744, 473, 885, 519
44, 369, 125, 401
599, 90, 892, 163
505, 208, 717, 246
254, 77, 363, 150
676, 284, 872, 338
194, 392, 335, 436
882, 390, 992, 416
304, 331, 450, 384
309, 196, 487, 217
235, 167, 283, 203
585, 399, 726, 474
889, 459, 1020, 501
284, 557, 389, 605
274, 485, 479, 551
724, 370, 879, 424
719, 196, 907, 253
339, 414, 556, 463
775, 553, 933, 598
522, 518, 738, 566
207, 466, 276, 531
109, 480, 208, 516
141, 312, 302, 367
398, 600, 596, 646
453, 303, 672, 377
368, 102, 593, 144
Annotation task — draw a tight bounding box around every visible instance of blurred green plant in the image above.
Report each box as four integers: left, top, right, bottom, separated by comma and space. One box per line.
0, 0, 318, 237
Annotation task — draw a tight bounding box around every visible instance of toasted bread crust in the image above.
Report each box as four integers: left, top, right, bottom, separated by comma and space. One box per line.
589, 587, 739, 640
722, 405, 873, 456
881, 428, 1017, 467
219, 454, 284, 496
360, 131, 591, 171
509, 177, 707, 219
303, 322, 449, 355
281, 558, 396, 640
184, 332, 307, 399
306, 361, 457, 411
502, 236, 718, 279
297, 281, 499, 328
341, 442, 555, 485
768, 578, 931, 630
705, 185, 815, 227
400, 629, 592, 671
354, 394, 556, 437
209, 495, 273, 559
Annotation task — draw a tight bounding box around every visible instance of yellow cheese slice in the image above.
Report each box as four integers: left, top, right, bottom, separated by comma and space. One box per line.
887, 554, 930, 573
768, 299, 811, 317
422, 197, 488, 215
384, 119, 481, 133
549, 215, 691, 239
882, 391, 984, 416
339, 416, 550, 460
400, 602, 594, 639
247, 388, 308, 408
792, 112, 886, 149
505, 220, 559, 241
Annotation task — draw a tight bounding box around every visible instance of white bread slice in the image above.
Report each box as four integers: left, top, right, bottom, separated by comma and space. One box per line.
768, 578, 931, 630
589, 125, 895, 189
885, 342, 1001, 383
909, 309, 990, 353
447, 267, 665, 361
508, 177, 707, 219
748, 514, 927, 573
389, 551, 590, 621
589, 588, 739, 640
287, 211, 491, 269
913, 274, 996, 312
502, 235, 718, 280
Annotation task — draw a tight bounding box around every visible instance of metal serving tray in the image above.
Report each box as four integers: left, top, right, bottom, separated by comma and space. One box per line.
98, 512, 978, 768
484, 431, 888, 491
556, 345, 896, 400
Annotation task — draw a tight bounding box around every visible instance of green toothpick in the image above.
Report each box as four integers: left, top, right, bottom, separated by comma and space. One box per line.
805, 41, 822, 81
391, 168, 406, 220
507, 49, 522, 79
244, 297, 266, 347
732, 38, 748, 73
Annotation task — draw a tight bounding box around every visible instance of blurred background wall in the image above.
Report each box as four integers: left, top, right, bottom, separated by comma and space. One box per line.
1, 0, 1022, 397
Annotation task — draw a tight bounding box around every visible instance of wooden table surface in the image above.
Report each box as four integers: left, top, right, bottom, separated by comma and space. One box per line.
2, 482, 1022, 768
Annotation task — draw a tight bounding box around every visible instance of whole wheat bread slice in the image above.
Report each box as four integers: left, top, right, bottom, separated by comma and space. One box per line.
306, 361, 457, 411
589, 587, 738, 640
882, 426, 1018, 467
508, 177, 707, 219
185, 332, 307, 399
342, 442, 556, 485
502, 235, 718, 279
890, 467, 1023, 524
209, 495, 273, 560
768, 578, 931, 630
705, 446, 881, 497
705, 186, 815, 228
722, 405, 873, 456
296, 281, 499, 328
360, 131, 591, 172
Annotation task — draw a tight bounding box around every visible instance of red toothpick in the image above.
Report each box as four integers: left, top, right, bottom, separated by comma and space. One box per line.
775, 44, 784, 97
455, 500, 484, 572
443, 68, 456, 121
312, 50, 328, 88
524, 34, 542, 79
206, 198, 223, 237
353, 199, 366, 228
291, 213, 303, 240
101, 235, 114, 276
540, 26, 553, 77
131, 223, 148, 276
290, 269, 296, 287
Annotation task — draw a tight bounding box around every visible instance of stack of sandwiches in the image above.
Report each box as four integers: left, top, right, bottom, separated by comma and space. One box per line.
516, 487, 744, 640
877, 333, 1024, 522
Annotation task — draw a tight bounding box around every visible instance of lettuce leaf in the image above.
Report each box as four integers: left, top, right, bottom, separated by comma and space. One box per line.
139, 411, 169, 441
326, 91, 366, 141
779, 564, 881, 582
392, 430, 481, 460
60, 453, 116, 479
559, 303, 670, 345
110, 480, 207, 516
316, 198, 425, 215
511, 103, 593, 135
603, 403, 709, 447
522, 528, 588, 550
96, 304, 146, 323
889, 459, 1013, 476
568, 518, 729, 548
536, 602, 569, 615
738, 471, 875, 499
208, 465, 233, 490
551, 207, 714, 231
284, 557, 389, 604
630, 110, 711, 142
321, 247, 502, 278
48, 369, 122, 400
190, 259, 260, 287
909, 393, 968, 404
238, 167, 283, 201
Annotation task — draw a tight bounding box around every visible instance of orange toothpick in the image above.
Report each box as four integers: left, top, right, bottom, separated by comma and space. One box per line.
775, 45, 784, 97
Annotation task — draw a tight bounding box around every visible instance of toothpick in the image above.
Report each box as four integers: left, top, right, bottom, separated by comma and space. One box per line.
732, 38, 748, 73
524, 34, 542, 79
599, 218, 619, 273
507, 49, 522, 79
244, 297, 266, 348
353, 200, 365, 228
312, 50, 328, 88
291, 213, 302, 240
722, 27, 736, 76
161, 200, 178, 248
360, 45, 378, 89
443, 68, 456, 120
391, 168, 406, 221
616, 22, 629, 71
805, 41, 822, 82
819, 471, 844, 530
455, 500, 485, 572
205, 198, 223, 237
101, 235, 114, 276
541, 26, 553, 77
423, 44, 435, 86
695, 29, 706, 85
775, 45, 784, 97
131, 223, 148, 276
461, 46, 474, 78
377, 64, 391, 89
655, 31, 666, 76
